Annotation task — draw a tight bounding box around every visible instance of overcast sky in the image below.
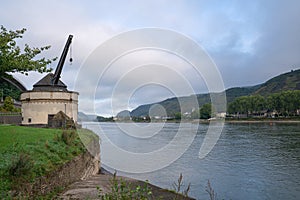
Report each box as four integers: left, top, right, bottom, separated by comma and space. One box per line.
1, 0, 300, 116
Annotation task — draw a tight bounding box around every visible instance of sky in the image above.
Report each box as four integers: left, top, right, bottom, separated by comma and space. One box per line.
1, 0, 300, 116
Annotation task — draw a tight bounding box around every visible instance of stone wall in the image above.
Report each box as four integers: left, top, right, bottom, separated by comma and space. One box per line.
0, 114, 22, 124
30, 151, 100, 196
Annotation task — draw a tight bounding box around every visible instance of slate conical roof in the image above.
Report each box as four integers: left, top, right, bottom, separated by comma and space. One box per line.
32, 73, 68, 92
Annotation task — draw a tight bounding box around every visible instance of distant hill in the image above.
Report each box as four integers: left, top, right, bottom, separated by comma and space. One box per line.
254, 69, 300, 95
78, 112, 98, 122
129, 69, 300, 117
116, 110, 131, 118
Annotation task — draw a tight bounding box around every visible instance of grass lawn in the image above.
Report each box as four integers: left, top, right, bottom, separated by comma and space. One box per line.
0, 125, 60, 151
0, 125, 97, 198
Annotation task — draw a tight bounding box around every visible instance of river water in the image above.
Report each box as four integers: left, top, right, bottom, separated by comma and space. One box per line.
82, 122, 300, 200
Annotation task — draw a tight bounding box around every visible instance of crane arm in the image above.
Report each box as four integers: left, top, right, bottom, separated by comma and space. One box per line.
51, 35, 73, 85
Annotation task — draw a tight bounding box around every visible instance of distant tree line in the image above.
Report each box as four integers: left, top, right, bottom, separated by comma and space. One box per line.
228, 90, 300, 117
96, 116, 114, 122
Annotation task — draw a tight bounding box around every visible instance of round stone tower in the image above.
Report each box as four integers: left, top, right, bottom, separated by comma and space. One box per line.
20, 74, 78, 125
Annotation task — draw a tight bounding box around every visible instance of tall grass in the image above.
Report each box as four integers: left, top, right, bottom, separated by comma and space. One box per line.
0, 125, 87, 197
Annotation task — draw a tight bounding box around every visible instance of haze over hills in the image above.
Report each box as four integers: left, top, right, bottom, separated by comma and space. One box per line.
78, 68, 300, 120
127, 69, 300, 117
78, 112, 98, 122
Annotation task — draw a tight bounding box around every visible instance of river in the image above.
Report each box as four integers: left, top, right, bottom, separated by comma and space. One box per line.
82, 122, 300, 200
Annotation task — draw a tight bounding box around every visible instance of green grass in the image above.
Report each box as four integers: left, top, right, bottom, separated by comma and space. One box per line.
0, 125, 89, 197
0, 125, 59, 151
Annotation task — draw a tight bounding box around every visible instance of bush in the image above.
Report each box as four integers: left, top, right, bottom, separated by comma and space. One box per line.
61, 130, 76, 145
9, 153, 33, 177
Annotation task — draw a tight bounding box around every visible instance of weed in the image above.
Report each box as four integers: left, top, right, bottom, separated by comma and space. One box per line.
172, 173, 191, 199
61, 130, 76, 145
45, 140, 49, 149
206, 180, 217, 200
8, 153, 33, 177
97, 172, 153, 200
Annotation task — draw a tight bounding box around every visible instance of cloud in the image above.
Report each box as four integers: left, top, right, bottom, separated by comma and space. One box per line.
77, 48, 206, 115
2, 0, 300, 116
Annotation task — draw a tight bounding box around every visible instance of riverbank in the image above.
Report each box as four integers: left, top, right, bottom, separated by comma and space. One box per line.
0, 125, 99, 199
90, 117, 300, 124
59, 168, 195, 200
224, 118, 300, 123
190, 118, 300, 124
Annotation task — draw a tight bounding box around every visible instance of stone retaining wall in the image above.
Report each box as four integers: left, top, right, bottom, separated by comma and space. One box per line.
17, 143, 100, 197
29, 151, 100, 196
0, 115, 22, 124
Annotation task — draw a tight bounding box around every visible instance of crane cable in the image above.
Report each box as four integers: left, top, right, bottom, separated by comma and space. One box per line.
69, 42, 73, 65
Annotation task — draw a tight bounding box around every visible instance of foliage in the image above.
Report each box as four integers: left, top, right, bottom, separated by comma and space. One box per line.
0, 80, 21, 100
8, 153, 33, 177
228, 90, 300, 117
0, 96, 20, 112
131, 116, 151, 122
97, 172, 153, 200
61, 130, 77, 145
174, 112, 182, 120
200, 103, 213, 119
228, 95, 265, 116
0, 25, 56, 75
97, 116, 115, 122
2, 96, 14, 111
255, 69, 300, 95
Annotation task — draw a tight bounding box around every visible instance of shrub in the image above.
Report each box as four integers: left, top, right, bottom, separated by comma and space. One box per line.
61, 130, 76, 145
8, 153, 33, 177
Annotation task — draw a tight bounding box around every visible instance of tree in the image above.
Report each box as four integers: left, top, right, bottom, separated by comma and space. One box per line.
228, 90, 300, 117
3, 96, 14, 111
174, 112, 182, 120
0, 96, 20, 112
200, 103, 212, 119
0, 25, 56, 76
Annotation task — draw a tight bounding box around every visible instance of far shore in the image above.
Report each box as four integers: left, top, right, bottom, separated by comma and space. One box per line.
83, 118, 300, 124
193, 118, 300, 124
224, 119, 300, 123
